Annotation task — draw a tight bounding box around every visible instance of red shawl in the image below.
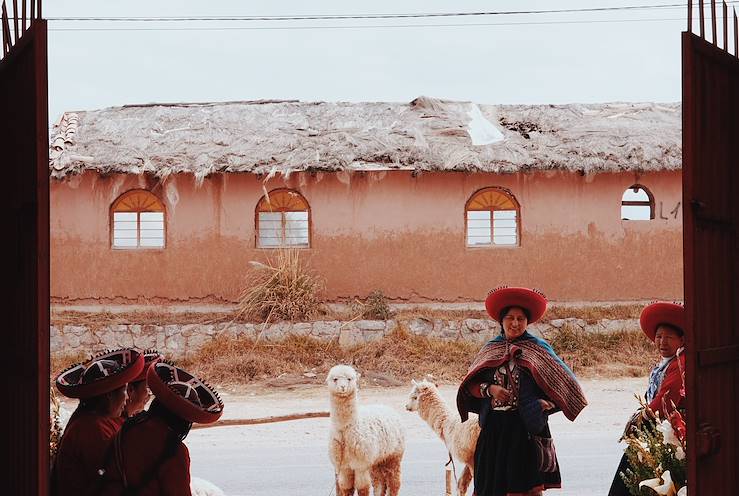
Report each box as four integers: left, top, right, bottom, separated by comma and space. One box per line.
457, 335, 588, 422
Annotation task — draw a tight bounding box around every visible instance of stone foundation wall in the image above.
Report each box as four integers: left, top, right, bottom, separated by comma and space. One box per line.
50, 317, 641, 358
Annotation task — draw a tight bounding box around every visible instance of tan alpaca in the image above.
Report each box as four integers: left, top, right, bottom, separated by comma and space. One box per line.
406, 376, 481, 496
327, 365, 405, 496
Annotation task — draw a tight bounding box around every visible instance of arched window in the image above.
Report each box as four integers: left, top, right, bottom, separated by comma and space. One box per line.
465, 187, 520, 247
111, 190, 165, 249
621, 185, 654, 220
256, 189, 310, 248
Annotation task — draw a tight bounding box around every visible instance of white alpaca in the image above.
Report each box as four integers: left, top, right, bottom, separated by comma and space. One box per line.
327, 364, 405, 496
190, 476, 226, 496
405, 377, 480, 496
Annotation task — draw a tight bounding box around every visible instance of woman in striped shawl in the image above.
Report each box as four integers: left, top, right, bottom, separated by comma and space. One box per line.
457, 287, 587, 496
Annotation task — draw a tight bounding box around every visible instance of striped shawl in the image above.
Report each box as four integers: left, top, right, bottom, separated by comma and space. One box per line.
457, 332, 587, 422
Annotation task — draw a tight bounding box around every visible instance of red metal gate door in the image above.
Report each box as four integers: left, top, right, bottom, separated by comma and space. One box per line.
682, 5, 739, 494
0, 1, 49, 494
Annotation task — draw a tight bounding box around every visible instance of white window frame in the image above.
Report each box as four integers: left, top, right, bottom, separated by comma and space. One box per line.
465, 188, 521, 248
255, 189, 311, 249
257, 210, 309, 248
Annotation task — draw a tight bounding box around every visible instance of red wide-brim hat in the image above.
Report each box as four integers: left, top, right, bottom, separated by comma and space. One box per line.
56, 348, 144, 399
485, 287, 548, 324
147, 362, 224, 424
640, 302, 685, 341
132, 349, 164, 383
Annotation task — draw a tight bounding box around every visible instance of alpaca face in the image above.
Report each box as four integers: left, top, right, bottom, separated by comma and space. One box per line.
405, 384, 420, 411
327, 364, 359, 396
405, 379, 433, 411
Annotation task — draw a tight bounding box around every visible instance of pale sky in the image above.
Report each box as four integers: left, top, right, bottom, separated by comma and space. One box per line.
45, 0, 700, 123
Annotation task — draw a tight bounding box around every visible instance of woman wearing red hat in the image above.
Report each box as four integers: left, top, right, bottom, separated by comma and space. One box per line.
99, 361, 224, 495
457, 287, 587, 496
122, 350, 164, 419
607, 302, 686, 496
52, 348, 145, 496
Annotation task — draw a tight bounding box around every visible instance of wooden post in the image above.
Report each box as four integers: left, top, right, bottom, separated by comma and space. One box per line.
445, 466, 453, 496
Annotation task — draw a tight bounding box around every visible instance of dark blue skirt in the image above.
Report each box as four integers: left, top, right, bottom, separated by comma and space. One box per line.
474, 409, 561, 496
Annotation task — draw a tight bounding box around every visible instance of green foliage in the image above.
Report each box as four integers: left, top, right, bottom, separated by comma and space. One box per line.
619, 399, 687, 495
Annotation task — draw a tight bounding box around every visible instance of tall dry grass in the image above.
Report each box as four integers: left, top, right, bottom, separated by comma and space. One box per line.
49, 387, 63, 465
544, 303, 644, 323
237, 249, 323, 322
51, 310, 236, 330
351, 290, 393, 320
181, 325, 481, 386
347, 325, 480, 381
51, 302, 645, 329
548, 323, 656, 377
51, 351, 88, 380
181, 321, 661, 387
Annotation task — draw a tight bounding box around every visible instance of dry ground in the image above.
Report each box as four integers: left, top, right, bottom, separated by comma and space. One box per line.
53, 377, 647, 496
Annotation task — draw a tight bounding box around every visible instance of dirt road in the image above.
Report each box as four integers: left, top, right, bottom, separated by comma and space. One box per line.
175, 376, 646, 495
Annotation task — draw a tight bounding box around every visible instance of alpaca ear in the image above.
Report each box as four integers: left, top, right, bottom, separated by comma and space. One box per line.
424, 374, 439, 387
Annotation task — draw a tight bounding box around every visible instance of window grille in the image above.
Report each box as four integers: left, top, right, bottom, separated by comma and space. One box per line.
111, 190, 165, 249
465, 187, 520, 247
256, 189, 310, 248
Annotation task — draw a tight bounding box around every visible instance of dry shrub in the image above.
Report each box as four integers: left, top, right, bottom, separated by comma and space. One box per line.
237, 249, 323, 322
50, 387, 63, 465
352, 290, 392, 320
51, 310, 236, 330
51, 303, 645, 330
180, 334, 344, 385
51, 351, 88, 379
393, 308, 488, 321
175, 321, 658, 387
544, 303, 644, 323
179, 326, 480, 386
548, 323, 656, 377
344, 325, 480, 382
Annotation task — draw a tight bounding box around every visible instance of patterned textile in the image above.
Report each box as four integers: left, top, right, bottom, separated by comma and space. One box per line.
458, 331, 587, 422
488, 360, 521, 409
646, 357, 674, 403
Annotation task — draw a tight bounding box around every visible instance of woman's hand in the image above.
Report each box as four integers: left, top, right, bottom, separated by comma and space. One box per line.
539, 399, 556, 412
487, 384, 512, 403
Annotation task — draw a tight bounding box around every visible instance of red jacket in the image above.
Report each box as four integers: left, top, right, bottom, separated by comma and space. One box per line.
648, 353, 686, 417
102, 415, 192, 496
53, 411, 124, 496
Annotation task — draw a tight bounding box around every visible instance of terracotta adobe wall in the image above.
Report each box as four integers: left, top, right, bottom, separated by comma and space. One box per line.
50, 169, 682, 304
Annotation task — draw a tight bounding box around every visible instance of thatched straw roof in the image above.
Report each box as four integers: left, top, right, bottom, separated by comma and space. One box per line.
49, 97, 681, 180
